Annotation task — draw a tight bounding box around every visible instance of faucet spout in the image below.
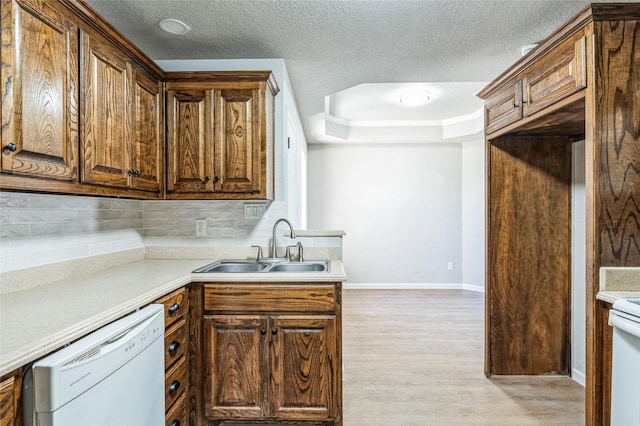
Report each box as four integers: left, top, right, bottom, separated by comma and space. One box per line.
271, 218, 296, 259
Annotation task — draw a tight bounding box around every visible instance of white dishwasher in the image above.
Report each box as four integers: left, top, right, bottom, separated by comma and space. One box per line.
609, 298, 640, 426
23, 304, 165, 426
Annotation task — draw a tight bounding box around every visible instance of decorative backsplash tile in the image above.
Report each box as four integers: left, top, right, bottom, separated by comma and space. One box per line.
0, 192, 342, 272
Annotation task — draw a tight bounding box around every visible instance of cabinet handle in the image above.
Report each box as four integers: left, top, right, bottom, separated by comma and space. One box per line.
271, 329, 277, 336
512, 103, 520, 109
260, 329, 267, 336
169, 380, 181, 394
204, 176, 211, 182
170, 421, 180, 426
168, 341, 180, 355
213, 175, 220, 183
4, 143, 17, 152
168, 302, 180, 314
128, 169, 136, 175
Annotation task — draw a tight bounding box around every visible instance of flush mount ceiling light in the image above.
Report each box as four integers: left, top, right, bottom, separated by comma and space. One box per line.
399, 91, 430, 106
159, 18, 191, 35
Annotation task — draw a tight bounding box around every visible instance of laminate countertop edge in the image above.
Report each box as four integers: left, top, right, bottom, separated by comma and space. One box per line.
0, 259, 347, 377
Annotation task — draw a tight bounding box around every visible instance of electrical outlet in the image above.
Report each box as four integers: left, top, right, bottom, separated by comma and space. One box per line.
195, 218, 207, 237
447, 261, 454, 271
244, 203, 265, 219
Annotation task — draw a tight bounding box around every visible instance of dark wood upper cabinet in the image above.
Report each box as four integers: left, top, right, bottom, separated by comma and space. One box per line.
165, 73, 278, 200
1, 0, 79, 181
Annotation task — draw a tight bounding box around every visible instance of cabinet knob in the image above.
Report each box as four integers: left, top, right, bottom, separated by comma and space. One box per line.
170, 421, 180, 426
4, 143, 16, 152
213, 175, 220, 183
169, 380, 181, 394
260, 329, 267, 336
512, 103, 520, 109
271, 329, 277, 336
128, 169, 136, 175
168, 302, 180, 314
168, 341, 180, 356
204, 175, 211, 182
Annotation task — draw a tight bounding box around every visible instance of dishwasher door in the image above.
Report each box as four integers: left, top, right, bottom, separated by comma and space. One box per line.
23, 304, 165, 426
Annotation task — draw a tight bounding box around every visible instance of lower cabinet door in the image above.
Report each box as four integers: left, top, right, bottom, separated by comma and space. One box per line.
204, 315, 269, 419
270, 315, 337, 420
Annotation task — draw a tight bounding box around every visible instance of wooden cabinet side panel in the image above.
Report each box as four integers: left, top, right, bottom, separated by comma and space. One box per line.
0, 369, 22, 426
80, 31, 129, 187
1, 0, 78, 181
270, 316, 336, 420
203, 315, 268, 419
487, 135, 571, 375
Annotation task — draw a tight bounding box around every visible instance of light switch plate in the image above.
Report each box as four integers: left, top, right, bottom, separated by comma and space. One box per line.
244, 203, 265, 219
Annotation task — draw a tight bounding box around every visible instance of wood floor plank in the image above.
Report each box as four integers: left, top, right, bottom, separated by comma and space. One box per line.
342, 290, 584, 425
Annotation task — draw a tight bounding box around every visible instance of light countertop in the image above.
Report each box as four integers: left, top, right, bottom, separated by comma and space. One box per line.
0, 258, 347, 377
596, 267, 640, 305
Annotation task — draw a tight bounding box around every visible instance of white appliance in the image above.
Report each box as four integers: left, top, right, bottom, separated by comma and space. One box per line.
609, 297, 640, 426
23, 304, 165, 426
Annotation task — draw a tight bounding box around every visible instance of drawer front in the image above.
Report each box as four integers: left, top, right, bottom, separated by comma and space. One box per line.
165, 356, 187, 411
485, 80, 523, 135
164, 319, 187, 370
157, 287, 188, 328
522, 33, 587, 117
204, 284, 337, 313
165, 393, 187, 426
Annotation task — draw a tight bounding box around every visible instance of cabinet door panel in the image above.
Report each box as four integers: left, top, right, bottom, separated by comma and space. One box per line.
523, 34, 587, 117
80, 31, 129, 187
131, 70, 162, 192
1, 0, 78, 180
270, 316, 336, 420
167, 89, 214, 192
215, 88, 261, 194
485, 80, 523, 135
204, 315, 268, 419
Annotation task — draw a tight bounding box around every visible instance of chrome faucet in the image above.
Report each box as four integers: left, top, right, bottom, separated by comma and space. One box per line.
271, 218, 296, 259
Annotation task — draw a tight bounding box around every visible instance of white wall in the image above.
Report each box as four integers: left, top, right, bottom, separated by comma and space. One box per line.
307, 143, 463, 284
461, 140, 485, 289
572, 140, 586, 386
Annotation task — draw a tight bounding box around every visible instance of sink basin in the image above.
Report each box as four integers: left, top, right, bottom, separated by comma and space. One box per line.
193, 260, 329, 273
268, 262, 328, 272
193, 261, 268, 273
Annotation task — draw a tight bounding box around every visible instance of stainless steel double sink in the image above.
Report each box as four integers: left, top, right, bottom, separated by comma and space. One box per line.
193, 259, 330, 273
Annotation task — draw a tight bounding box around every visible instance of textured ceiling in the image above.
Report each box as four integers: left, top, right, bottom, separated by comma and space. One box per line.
84, 0, 632, 142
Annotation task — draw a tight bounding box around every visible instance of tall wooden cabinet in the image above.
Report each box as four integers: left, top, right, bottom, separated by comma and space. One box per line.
478, 5, 640, 425
166, 72, 278, 200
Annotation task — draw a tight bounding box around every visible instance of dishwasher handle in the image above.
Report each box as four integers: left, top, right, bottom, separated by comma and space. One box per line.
609, 310, 640, 338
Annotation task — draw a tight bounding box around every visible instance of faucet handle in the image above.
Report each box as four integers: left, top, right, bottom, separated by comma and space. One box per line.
297, 241, 304, 262
251, 245, 263, 261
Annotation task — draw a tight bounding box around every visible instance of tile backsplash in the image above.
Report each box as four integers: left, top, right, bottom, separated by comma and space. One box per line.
0, 192, 341, 273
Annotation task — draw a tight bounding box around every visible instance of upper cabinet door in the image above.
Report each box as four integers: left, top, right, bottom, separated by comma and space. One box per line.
166, 88, 215, 193
1, 0, 79, 181
131, 70, 163, 192
80, 30, 130, 188
215, 88, 261, 194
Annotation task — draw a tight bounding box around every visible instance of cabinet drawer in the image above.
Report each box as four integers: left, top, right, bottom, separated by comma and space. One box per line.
165, 393, 187, 426
522, 33, 587, 117
485, 80, 523, 134
165, 356, 187, 411
204, 284, 337, 313
157, 288, 188, 328
164, 319, 187, 370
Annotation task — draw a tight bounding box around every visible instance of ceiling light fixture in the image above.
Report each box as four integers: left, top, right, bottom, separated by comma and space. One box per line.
159, 18, 191, 35
399, 91, 430, 106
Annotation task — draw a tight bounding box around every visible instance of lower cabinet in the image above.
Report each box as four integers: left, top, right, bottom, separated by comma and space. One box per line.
0, 369, 21, 426
199, 283, 343, 426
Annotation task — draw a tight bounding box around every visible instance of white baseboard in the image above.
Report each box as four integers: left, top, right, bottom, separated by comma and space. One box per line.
572, 368, 586, 387
343, 283, 484, 292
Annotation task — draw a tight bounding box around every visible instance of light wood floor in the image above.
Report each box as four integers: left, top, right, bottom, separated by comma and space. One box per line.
342, 290, 585, 425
